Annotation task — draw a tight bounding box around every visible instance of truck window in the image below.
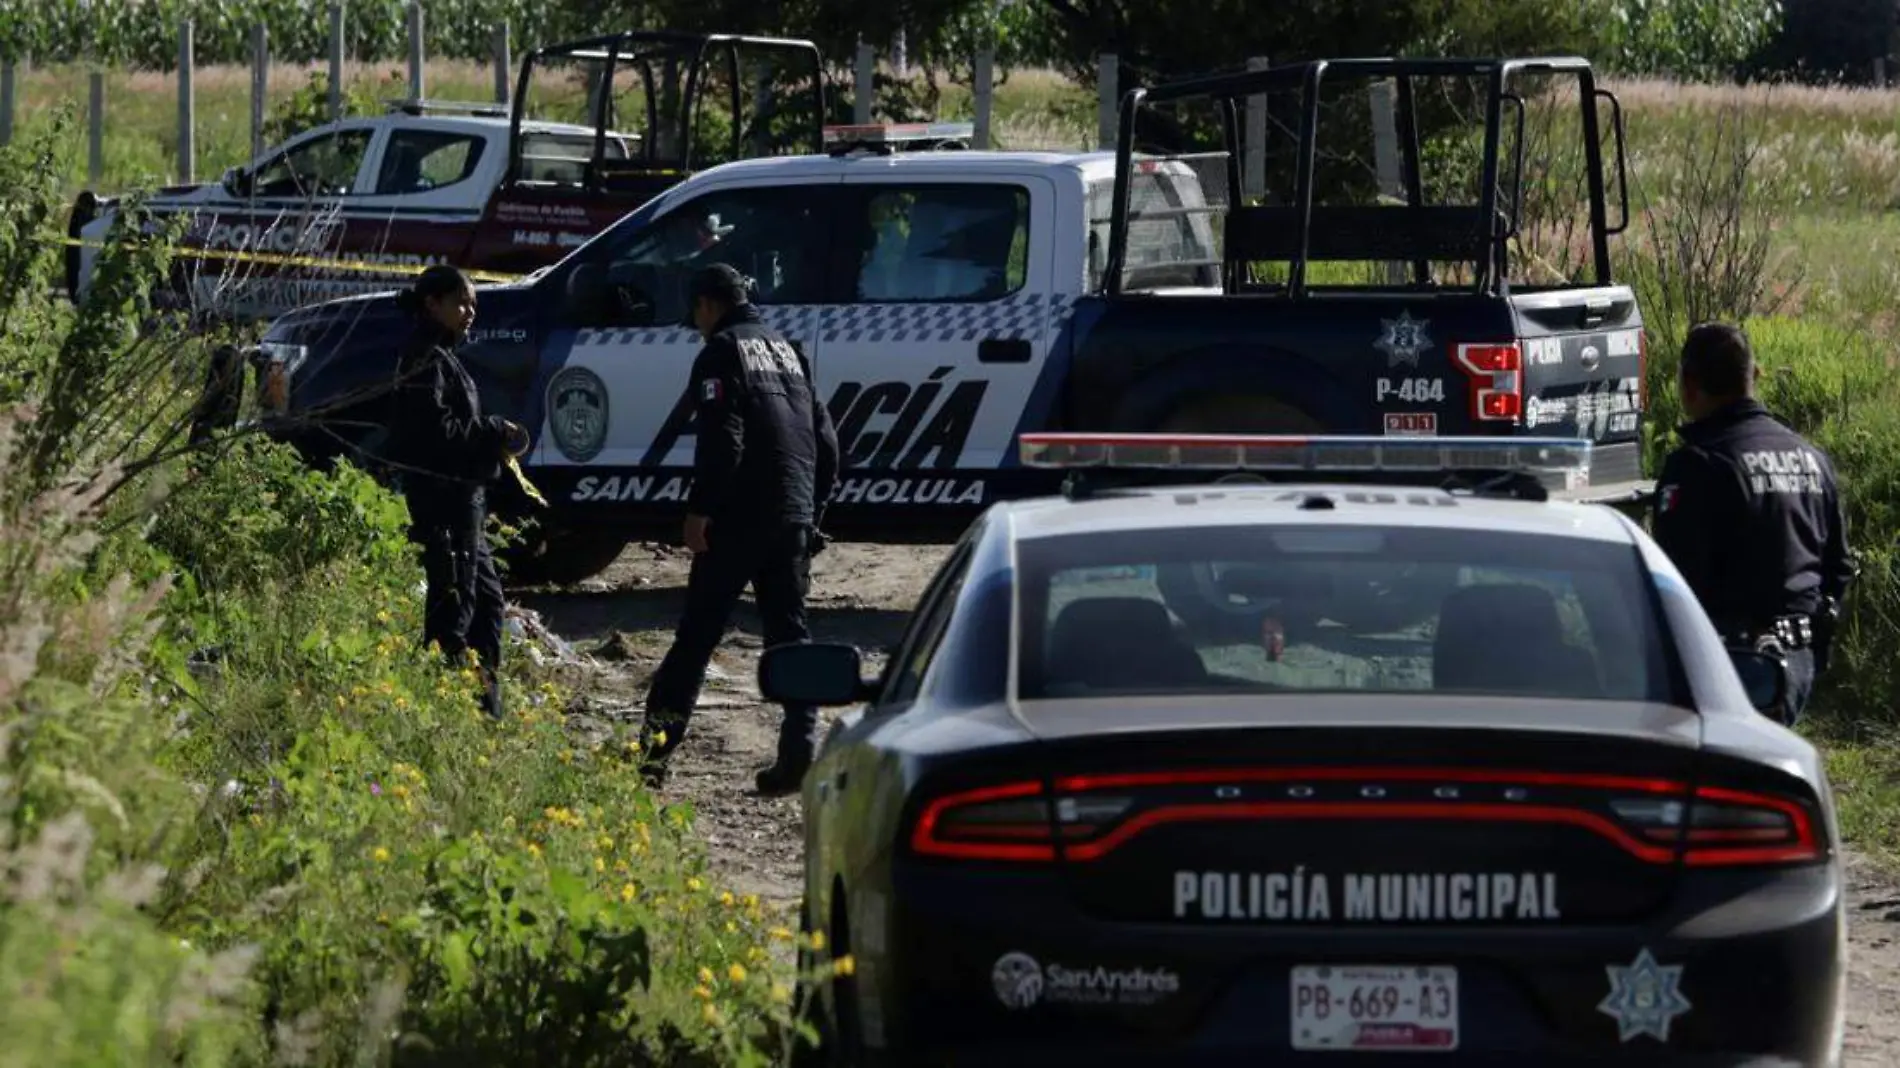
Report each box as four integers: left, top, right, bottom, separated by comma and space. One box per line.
374, 130, 486, 194
1087, 168, 1222, 293
251, 129, 373, 198
852, 185, 1029, 303
599, 185, 829, 324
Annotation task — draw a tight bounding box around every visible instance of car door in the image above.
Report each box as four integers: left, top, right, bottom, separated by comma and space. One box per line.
819, 172, 1060, 517
186, 122, 383, 318
532, 176, 844, 510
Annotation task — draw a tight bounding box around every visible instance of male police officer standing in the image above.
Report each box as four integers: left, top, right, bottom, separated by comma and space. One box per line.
1652, 321, 1854, 725
640, 263, 840, 795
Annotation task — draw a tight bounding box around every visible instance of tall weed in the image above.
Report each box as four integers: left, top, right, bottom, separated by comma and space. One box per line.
0, 119, 834, 1066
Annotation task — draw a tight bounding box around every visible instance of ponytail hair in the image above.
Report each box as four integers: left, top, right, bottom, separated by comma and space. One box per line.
395, 263, 473, 316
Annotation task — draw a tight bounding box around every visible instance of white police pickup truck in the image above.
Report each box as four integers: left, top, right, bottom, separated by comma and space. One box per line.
248, 59, 1654, 587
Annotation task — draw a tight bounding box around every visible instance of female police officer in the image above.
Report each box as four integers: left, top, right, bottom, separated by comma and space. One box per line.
384, 264, 529, 718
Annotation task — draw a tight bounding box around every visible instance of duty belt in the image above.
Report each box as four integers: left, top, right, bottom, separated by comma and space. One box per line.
1726, 614, 1814, 652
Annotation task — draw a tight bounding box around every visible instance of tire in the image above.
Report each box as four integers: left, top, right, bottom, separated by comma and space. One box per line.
498, 523, 629, 587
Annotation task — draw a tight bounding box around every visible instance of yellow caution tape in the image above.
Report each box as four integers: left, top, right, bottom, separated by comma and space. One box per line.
505, 454, 547, 507
57, 235, 526, 285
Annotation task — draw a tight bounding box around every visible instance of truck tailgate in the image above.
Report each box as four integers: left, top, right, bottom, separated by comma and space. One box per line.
1510, 286, 1647, 488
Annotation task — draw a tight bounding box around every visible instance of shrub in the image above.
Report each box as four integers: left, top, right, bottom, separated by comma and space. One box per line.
0, 119, 837, 1065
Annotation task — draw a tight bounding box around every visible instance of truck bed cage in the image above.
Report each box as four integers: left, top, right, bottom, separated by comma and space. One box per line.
508, 31, 826, 190
1104, 55, 1629, 300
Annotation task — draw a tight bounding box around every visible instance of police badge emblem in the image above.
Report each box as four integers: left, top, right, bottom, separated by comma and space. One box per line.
1596, 947, 1692, 1042
547, 366, 609, 463
1375, 310, 1433, 368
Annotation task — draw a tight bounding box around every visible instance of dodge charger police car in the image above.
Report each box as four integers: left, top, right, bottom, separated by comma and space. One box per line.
762, 434, 1845, 1067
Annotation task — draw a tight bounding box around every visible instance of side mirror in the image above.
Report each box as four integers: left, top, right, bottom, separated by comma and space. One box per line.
759, 643, 878, 707
1729, 649, 1787, 714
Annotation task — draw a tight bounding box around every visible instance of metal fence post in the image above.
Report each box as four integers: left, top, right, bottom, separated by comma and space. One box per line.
88, 71, 104, 186
329, 3, 345, 121
1097, 53, 1118, 150
1244, 56, 1269, 202
1368, 79, 1406, 284
0, 59, 14, 148
973, 47, 994, 150
854, 40, 874, 124
493, 23, 510, 105
177, 18, 194, 184
407, 1, 424, 101
251, 24, 268, 160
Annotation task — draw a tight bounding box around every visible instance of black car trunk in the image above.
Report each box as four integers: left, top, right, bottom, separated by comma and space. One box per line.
1009, 695, 1703, 927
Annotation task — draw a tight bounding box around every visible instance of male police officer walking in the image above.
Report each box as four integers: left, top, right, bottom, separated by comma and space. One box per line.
1652, 322, 1854, 726
640, 264, 840, 795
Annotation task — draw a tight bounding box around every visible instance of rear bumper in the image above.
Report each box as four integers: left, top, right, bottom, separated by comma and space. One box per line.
865, 861, 1845, 1066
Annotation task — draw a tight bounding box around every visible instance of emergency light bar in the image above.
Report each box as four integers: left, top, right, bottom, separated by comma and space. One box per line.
1017, 432, 1593, 484
822, 121, 975, 147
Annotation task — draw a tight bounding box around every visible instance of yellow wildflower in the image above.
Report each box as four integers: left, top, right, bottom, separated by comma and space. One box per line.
526, 842, 542, 859
594, 857, 606, 873
833, 955, 856, 977
769, 927, 793, 942
742, 894, 760, 911
701, 1004, 720, 1026
697, 966, 715, 985
725, 921, 738, 933
694, 984, 713, 1000
748, 946, 768, 965
476, 755, 489, 768
720, 892, 735, 907
808, 930, 826, 951
620, 883, 637, 903
596, 835, 615, 852
687, 877, 704, 893
652, 730, 668, 748
372, 846, 391, 863
727, 963, 747, 983
771, 982, 793, 1004
558, 750, 573, 765
392, 784, 410, 800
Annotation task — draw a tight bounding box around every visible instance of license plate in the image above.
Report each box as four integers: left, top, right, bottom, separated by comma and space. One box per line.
1290, 965, 1458, 1051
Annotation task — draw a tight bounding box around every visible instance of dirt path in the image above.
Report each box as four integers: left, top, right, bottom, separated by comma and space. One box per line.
517, 540, 1900, 1065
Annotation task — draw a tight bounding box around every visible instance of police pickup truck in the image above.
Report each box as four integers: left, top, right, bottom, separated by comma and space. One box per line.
66, 31, 839, 322
250, 55, 1654, 587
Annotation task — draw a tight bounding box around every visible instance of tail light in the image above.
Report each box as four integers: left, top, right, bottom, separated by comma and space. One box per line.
1454, 342, 1523, 423
910, 782, 1058, 861
1612, 785, 1822, 867
907, 769, 1824, 869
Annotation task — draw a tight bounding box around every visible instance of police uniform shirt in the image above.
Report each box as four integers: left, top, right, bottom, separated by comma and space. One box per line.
1651, 398, 1851, 632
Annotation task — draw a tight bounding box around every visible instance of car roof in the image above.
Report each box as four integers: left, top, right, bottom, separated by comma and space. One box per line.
996, 483, 1642, 545
688, 149, 1124, 184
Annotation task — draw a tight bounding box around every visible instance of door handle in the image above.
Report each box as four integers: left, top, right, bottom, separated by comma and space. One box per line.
978, 338, 1032, 364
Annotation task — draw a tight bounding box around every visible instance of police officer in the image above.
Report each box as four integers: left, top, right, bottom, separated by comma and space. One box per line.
1652, 321, 1854, 725
640, 263, 840, 795
384, 264, 530, 719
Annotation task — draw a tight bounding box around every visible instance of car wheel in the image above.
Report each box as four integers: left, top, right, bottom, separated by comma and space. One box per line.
498, 524, 629, 587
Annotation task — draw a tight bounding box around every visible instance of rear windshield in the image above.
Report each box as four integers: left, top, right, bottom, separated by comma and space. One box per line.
1015, 523, 1674, 704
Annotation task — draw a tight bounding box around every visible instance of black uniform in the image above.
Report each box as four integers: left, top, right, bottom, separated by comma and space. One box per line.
1652, 398, 1853, 724
384, 318, 514, 718
643, 301, 840, 774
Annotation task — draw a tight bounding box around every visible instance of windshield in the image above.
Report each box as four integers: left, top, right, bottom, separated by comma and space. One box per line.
1015, 523, 1675, 704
